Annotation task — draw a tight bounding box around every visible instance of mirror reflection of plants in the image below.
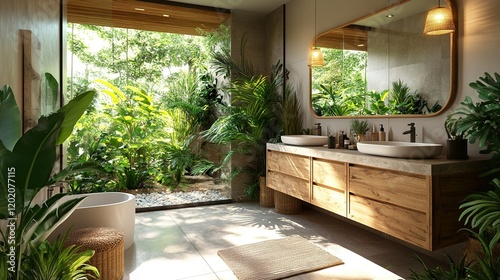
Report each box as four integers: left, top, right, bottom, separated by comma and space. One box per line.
312, 84, 354, 116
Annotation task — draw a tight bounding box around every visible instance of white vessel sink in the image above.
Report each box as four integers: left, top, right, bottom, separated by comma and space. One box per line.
357, 141, 443, 159
281, 135, 328, 146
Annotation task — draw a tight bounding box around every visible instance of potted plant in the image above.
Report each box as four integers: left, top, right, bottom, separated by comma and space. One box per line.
350, 119, 369, 143
409, 72, 500, 278
0, 77, 103, 279
444, 114, 468, 160
201, 32, 285, 200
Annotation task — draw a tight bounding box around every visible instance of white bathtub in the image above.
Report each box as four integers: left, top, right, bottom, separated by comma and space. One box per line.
49, 192, 136, 250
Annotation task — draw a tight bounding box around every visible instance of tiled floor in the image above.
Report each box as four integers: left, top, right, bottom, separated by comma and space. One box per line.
124, 202, 459, 280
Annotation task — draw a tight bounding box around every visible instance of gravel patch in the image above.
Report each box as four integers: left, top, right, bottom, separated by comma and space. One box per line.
134, 189, 230, 208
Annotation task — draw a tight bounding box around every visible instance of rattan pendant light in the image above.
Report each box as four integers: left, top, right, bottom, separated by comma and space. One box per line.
423, 0, 455, 35
309, 0, 324, 67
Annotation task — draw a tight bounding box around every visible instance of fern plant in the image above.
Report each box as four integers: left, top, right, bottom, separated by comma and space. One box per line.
408, 255, 469, 280
21, 234, 99, 280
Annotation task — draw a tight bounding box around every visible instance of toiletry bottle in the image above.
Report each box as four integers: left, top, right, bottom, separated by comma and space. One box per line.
328, 134, 335, 149
344, 135, 350, 149
338, 130, 344, 148
313, 123, 322, 136
371, 125, 379, 141
379, 124, 386, 141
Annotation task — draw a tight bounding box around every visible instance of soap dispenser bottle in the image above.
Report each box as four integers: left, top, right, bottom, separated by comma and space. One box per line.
379, 124, 386, 141
371, 125, 379, 141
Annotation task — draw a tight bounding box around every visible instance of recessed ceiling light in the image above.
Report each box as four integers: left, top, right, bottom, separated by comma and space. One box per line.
135, 8, 145, 11
386, 14, 394, 18
163, 14, 170, 17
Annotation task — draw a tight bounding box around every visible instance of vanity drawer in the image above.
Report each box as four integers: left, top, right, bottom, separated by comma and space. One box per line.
267, 170, 310, 202
349, 165, 428, 213
349, 195, 429, 249
267, 150, 310, 180
313, 159, 346, 191
312, 184, 346, 216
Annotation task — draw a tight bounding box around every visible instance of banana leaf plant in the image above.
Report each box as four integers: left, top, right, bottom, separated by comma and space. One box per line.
0, 78, 103, 279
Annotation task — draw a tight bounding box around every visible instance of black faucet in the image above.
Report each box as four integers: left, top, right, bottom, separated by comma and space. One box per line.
403, 123, 416, 142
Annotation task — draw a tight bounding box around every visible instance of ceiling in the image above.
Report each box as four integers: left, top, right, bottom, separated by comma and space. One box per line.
67, 0, 289, 35
167, 0, 290, 14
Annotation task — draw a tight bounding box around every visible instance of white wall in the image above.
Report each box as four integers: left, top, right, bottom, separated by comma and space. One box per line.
285, 0, 500, 156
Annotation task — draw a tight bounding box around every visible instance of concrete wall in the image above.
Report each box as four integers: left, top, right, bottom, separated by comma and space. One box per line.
285, 0, 500, 156
0, 0, 62, 115
228, 7, 285, 200
1, 0, 63, 203
366, 11, 450, 107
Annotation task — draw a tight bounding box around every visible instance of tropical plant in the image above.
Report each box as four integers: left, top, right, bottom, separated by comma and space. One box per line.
282, 84, 303, 136
408, 255, 469, 280
202, 60, 284, 198
20, 233, 99, 280
312, 84, 354, 116
350, 119, 369, 136
364, 89, 391, 115
458, 72, 500, 237
411, 72, 500, 279
444, 114, 465, 140
0, 80, 101, 279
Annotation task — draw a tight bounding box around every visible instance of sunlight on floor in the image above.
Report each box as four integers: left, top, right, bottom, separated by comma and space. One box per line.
124, 202, 448, 280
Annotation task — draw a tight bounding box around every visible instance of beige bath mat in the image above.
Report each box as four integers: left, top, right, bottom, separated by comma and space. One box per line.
217, 235, 343, 280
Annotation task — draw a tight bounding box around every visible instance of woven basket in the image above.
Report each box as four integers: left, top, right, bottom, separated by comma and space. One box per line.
274, 191, 302, 214
65, 227, 125, 280
462, 237, 500, 264
259, 176, 274, 207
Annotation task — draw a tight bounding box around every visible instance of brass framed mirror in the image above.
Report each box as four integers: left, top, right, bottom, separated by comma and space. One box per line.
310, 0, 457, 118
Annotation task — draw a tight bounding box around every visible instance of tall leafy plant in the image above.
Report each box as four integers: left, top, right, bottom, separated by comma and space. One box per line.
410, 72, 500, 279
0, 82, 101, 279
202, 62, 284, 198
458, 73, 500, 246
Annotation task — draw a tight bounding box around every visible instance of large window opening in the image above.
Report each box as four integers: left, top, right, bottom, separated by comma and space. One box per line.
65, 1, 233, 210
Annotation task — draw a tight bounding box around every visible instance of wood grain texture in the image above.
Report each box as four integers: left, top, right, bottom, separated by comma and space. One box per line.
349, 164, 428, 213
431, 171, 487, 249
22, 29, 42, 132
267, 171, 310, 202
313, 159, 346, 192
67, 0, 230, 35
265, 148, 485, 251
267, 150, 310, 180
349, 195, 429, 249
312, 184, 346, 216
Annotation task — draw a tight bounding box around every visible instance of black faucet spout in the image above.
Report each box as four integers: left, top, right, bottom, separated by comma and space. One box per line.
403, 123, 416, 142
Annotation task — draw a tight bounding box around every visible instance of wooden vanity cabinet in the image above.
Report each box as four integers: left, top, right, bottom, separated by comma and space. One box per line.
266, 150, 311, 202
348, 164, 430, 249
312, 159, 347, 216
265, 146, 485, 251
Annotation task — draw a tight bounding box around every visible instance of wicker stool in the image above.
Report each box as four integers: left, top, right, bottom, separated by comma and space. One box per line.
65, 227, 125, 280
274, 190, 302, 214
259, 176, 274, 207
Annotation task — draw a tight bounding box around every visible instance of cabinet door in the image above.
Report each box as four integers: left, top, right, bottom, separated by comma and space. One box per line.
348, 164, 430, 249
312, 159, 346, 216
349, 165, 428, 212
350, 195, 429, 249
267, 150, 310, 180
267, 171, 310, 201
